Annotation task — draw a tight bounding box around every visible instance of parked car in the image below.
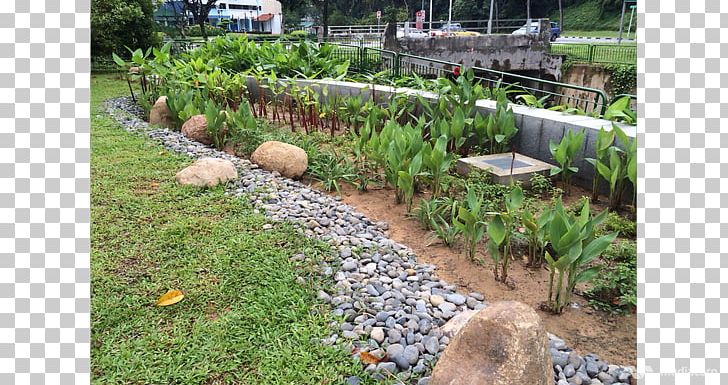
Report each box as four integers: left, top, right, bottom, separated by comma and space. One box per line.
430, 23, 479, 37
512, 21, 561, 41
397, 28, 429, 38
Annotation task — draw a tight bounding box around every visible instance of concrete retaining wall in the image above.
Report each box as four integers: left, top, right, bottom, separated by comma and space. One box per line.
382, 20, 563, 80
245, 76, 635, 190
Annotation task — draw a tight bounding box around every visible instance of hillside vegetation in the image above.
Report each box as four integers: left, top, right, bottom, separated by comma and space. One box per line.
549, 0, 633, 32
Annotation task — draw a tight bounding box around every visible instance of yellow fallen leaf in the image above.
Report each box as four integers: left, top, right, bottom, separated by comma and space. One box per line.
155, 289, 184, 307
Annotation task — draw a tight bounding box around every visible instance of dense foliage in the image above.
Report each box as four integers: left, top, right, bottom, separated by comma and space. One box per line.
91, 0, 158, 58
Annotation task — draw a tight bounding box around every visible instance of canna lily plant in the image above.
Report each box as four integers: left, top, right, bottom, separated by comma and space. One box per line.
544, 198, 617, 314
486, 185, 524, 283
421, 135, 455, 198
454, 186, 487, 262
585, 127, 616, 202
521, 207, 552, 267
549, 129, 585, 196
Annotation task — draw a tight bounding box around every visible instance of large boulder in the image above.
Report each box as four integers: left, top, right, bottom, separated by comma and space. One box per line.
430, 301, 552, 385
181, 114, 213, 145
441, 309, 478, 338
250, 141, 308, 179
149, 96, 176, 129
175, 158, 237, 187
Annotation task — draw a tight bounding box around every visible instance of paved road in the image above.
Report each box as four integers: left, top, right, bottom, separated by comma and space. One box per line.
556, 36, 636, 44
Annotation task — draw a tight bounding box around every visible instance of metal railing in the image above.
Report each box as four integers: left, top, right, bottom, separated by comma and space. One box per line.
329, 44, 610, 115
551, 43, 636, 65
322, 19, 547, 35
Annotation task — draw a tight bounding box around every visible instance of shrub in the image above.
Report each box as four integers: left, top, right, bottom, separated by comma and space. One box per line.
92, 0, 157, 58
585, 240, 636, 314
598, 212, 636, 239
529, 173, 553, 196
185, 24, 226, 37
308, 151, 356, 194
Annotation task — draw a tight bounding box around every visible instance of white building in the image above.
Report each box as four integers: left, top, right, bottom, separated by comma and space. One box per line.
207, 0, 283, 34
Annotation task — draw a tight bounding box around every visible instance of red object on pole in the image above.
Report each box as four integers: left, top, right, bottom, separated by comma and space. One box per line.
416, 10, 425, 30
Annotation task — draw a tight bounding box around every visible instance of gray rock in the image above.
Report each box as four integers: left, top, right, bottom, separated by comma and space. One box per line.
569, 351, 583, 370
438, 302, 457, 313
446, 293, 466, 306
370, 327, 385, 343
317, 290, 331, 303
412, 362, 426, 374
406, 331, 415, 345
419, 319, 432, 334
597, 372, 614, 384
417, 377, 431, 385
387, 328, 402, 343
376, 311, 390, 322
366, 284, 380, 296
391, 353, 411, 370
386, 343, 404, 357
586, 361, 600, 377
403, 345, 420, 365
423, 336, 439, 355
342, 261, 357, 271
345, 376, 360, 385
469, 292, 484, 301
552, 350, 570, 368
564, 364, 576, 378
342, 331, 358, 339
377, 362, 397, 374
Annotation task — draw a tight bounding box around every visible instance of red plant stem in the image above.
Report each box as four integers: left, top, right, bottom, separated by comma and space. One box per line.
300, 104, 308, 134
330, 111, 336, 137
288, 97, 295, 132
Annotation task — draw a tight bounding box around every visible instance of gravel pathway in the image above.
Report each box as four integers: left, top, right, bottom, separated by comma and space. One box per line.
104, 97, 635, 385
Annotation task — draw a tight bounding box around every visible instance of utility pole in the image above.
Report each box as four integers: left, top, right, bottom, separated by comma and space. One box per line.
627, 4, 635, 39
447, 0, 453, 34
429, 0, 433, 31
487, 0, 494, 34
526, 0, 531, 34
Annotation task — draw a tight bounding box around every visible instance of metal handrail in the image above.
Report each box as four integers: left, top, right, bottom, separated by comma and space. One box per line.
364, 47, 611, 115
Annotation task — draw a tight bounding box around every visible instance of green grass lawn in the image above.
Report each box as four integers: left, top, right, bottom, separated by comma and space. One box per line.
90, 74, 377, 384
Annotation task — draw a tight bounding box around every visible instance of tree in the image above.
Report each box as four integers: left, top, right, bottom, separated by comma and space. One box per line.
322, 0, 329, 37
181, 0, 218, 39
91, 0, 156, 58
161, 0, 188, 37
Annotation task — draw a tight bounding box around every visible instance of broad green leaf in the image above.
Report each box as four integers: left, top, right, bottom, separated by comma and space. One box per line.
487, 215, 507, 246
112, 53, 126, 68
574, 266, 601, 284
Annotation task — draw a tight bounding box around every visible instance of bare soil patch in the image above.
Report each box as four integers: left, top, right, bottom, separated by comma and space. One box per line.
315, 182, 636, 367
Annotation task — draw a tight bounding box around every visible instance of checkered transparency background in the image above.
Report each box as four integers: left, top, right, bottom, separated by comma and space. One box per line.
1, 0, 91, 384
0, 0, 725, 384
